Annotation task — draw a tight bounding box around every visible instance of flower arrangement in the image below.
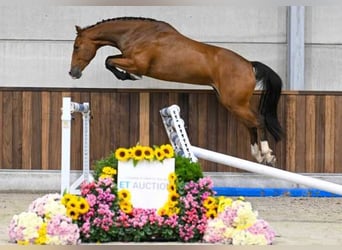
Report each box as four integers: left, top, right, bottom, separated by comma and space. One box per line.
202, 196, 276, 245
8, 193, 82, 245
77, 169, 214, 242
8, 143, 276, 245
115, 144, 174, 165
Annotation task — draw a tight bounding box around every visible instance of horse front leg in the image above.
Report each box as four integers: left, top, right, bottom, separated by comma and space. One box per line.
105, 55, 142, 80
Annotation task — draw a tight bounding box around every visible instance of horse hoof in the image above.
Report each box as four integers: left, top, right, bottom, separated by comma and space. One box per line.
265, 157, 277, 167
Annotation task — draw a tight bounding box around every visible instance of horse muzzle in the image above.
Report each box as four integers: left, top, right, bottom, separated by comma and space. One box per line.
69, 67, 82, 79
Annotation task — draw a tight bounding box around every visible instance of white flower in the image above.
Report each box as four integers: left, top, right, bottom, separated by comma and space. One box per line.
16, 212, 43, 240
44, 199, 67, 219
232, 230, 267, 245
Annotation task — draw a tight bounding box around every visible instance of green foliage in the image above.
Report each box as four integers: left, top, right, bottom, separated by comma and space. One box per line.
92, 151, 203, 184
92, 151, 118, 180
174, 155, 203, 183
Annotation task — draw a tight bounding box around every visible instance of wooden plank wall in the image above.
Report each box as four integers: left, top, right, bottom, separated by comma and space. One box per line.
0, 89, 341, 173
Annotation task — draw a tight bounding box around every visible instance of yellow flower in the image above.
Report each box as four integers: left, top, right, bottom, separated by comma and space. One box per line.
118, 189, 131, 201
115, 147, 131, 161
157, 207, 168, 216
35, 222, 47, 245
132, 145, 145, 161
160, 144, 174, 158
100, 174, 112, 179
120, 201, 133, 214
66, 196, 78, 209
78, 197, 90, 214
102, 166, 117, 175
170, 206, 180, 215
168, 191, 179, 203
203, 196, 217, 209
168, 172, 177, 183
154, 148, 165, 161
167, 183, 177, 193
217, 197, 233, 213
234, 206, 257, 230
167, 199, 178, 208
143, 146, 155, 160
61, 193, 74, 206
67, 207, 80, 220
17, 240, 29, 245
205, 208, 217, 219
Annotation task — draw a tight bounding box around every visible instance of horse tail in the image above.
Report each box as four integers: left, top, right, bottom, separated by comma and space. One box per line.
251, 61, 283, 142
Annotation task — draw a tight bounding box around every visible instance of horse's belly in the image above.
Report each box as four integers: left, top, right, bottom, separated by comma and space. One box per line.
147, 57, 213, 84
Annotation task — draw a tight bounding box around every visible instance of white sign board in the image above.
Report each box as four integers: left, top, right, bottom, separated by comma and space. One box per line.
117, 158, 175, 209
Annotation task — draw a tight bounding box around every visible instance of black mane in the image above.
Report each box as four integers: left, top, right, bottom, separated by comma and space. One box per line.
82, 17, 159, 30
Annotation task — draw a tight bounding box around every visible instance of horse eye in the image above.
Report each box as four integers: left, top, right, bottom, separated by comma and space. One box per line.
74, 45, 79, 50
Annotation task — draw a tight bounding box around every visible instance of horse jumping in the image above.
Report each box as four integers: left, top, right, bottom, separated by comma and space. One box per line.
69, 17, 283, 166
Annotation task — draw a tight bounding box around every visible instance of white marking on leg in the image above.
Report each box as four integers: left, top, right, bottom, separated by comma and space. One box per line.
251, 143, 264, 163
260, 141, 276, 165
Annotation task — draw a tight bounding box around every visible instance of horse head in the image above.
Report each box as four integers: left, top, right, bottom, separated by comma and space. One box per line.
69, 26, 97, 79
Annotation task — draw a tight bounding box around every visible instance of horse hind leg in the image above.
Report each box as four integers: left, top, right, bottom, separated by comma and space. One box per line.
249, 127, 277, 166
226, 103, 266, 164
228, 104, 277, 166
248, 127, 264, 163
259, 127, 277, 166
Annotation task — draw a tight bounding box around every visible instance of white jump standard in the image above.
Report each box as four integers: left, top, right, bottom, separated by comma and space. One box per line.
160, 104, 342, 196
60, 97, 93, 194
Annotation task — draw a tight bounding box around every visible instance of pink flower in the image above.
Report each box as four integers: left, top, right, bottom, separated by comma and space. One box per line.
248, 219, 276, 244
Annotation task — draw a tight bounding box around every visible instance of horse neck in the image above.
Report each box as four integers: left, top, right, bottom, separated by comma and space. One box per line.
86, 21, 156, 50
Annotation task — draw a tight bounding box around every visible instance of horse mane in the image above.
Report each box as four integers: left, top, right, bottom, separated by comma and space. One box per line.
82, 17, 160, 30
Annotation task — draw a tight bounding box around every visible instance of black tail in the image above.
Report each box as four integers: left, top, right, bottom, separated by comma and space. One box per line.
251, 61, 283, 142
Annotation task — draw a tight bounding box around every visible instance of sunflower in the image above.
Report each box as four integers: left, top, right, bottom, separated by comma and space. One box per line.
78, 197, 90, 214
131, 145, 145, 161
118, 189, 131, 201
143, 146, 155, 160
61, 193, 75, 206
120, 201, 133, 214
167, 199, 178, 208
160, 144, 174, 158
203, 196, 217, 209
157, 206, 168, 216
205, 209, 217, 219
66, 196, 78, 209
170, 206, 180, 215
115, 147, 131, 161
168, 172, 177, 183
67, 207, 80, 220
154, 148, 165, 161
168, 191, 179, 203
167, 183, 177, 193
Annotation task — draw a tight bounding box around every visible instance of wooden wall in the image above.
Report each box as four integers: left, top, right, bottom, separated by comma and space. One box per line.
0, 89, 341, 173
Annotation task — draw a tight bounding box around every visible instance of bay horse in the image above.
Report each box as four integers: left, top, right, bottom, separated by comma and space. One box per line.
69, 17, 283, 166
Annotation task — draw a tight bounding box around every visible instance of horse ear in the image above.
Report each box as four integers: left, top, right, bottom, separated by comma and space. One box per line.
75, 25, 82, 35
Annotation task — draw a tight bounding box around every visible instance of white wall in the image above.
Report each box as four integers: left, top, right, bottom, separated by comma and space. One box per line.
0, 6, 341, 90
0, 6, 287, 89
305, 7, 342, 90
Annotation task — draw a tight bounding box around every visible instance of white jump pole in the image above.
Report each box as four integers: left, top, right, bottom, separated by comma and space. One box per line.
61, 97, 72, 194
61, 97, 93, 195
191, 145, 342, 196
160, 105, 342, 196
